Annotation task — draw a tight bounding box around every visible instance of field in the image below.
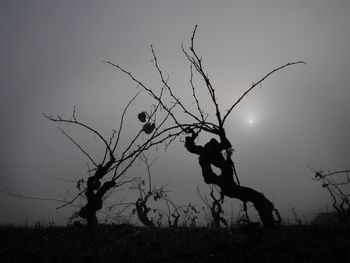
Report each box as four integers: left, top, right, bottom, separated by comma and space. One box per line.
1, 224, 349, 262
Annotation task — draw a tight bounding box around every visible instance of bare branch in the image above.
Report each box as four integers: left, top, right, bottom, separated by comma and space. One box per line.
44, 112, 113, 155
56, 190, 86, 210
150, 45, 203, 125
103, 61, 185, 131
50, 176, 78, 183
311, 167, 350, 223
222, 61, 306, 125
112, 90, 142, 153
1, 190, 67, 204
139, 152, 159, 192
189, 63, 206, 122
57, 126, 98, 167
182, 26, 223, 129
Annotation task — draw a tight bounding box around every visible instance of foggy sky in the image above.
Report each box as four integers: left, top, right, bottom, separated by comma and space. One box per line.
1, 0, 350, 225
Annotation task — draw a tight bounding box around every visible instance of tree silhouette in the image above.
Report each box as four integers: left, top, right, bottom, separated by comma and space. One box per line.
312, 168, 350, 224
197, 185, 227, 228
46, 91, 182, 226
105, 25, 305, 228
164, 194, 181, 227
130, 153, 167, 228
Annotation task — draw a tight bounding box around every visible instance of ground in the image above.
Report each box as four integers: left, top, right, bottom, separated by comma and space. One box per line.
0, 224, 349, 262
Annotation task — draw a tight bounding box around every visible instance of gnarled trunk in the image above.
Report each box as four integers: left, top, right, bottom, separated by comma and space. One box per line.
79, 207, 98, 227
185, 132, 278, 228
221, 184, 276, 228
200, 156, 277, 227
79, 196, 102, 227
79, 175, 116, 227
135, 199, 155, 228
78, 157, 116, 227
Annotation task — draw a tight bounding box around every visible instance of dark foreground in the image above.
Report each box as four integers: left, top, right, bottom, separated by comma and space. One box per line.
0, 224, 349, 263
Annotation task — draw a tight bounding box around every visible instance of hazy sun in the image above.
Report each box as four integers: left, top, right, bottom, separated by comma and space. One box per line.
246, 115, 256, 125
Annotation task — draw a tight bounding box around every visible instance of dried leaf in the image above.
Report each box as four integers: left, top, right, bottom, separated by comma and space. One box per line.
142, 123, 155, 134
137, 111, 147, 122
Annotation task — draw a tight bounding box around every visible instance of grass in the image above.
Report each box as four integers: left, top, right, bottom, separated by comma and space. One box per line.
0, 224, 349, 262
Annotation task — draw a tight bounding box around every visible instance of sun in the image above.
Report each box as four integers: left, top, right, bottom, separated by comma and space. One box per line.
247, 115, 256, 125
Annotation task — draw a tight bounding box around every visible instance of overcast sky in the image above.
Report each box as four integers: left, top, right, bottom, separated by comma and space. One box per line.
1, 0, 349, 225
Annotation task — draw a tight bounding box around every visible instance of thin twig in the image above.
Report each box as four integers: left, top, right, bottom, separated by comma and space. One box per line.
1, 190, 66, 203
112, 91, 142, 153
57, 126, 98, 167
222, 61, 306, 125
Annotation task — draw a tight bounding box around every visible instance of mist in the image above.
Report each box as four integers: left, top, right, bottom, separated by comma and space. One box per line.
1, 0, 349, 225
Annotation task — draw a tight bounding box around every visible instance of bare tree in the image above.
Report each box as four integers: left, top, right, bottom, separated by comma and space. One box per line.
182, 203, 200, 227
130, 152, 167, 227
45, 91, 181, 226
104, 26, 304, 228
163, 194, 181, 227
312, 168, 350, 224
197, 185, 227, 228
